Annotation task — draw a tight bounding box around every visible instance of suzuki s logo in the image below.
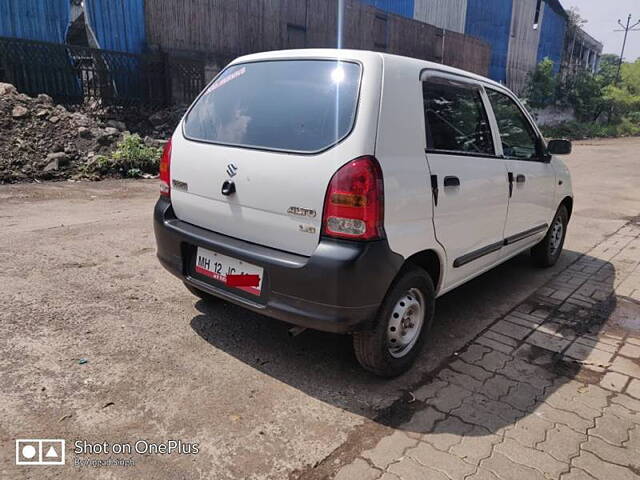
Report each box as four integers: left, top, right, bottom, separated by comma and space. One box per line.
226, 163, 238, 177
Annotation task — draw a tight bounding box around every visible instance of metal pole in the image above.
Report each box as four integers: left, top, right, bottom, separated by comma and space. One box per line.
614, 14, 640, 85
615, 15, 631, 85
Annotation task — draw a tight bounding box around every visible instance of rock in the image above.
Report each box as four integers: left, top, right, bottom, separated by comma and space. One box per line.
106, 120, 127, 131
72, 112, 90, 127
104, 127, 119, 136
149, 111, 169, 127
78, 127, 92, 139
143, 136, 163, 147
36, 94, 53, 104
97, 131, 114, 146
49, 116, 60, 124
0, 83, 18, 96
43, 160, 59, 172
12, 106, 29, 118
43, 152, 69, 171
35, 109, 49, 118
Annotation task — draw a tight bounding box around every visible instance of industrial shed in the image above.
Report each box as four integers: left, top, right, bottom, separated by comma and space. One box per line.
0, 0, 71, 43
465, 0, 513, 84
370, 0, 601, 93
536, 0, 568, 73
507, 0, 546, 94
144, 0, 491, 77
413, 0, 467, 34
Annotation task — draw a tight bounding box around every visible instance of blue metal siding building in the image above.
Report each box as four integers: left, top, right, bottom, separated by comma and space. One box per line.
537, 1, 567, 74
464, 0, 513, 84
84, 0, 146, 53
0, 0, 70, 43
370, 0, 573, 90
359, 0, 415, 18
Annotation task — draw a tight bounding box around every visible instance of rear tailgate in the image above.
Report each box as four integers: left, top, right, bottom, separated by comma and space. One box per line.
169, 57, 375, 257
170, 138, 331, 256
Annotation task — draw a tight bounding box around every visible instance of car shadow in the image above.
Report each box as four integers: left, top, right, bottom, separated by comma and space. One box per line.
190, 249, 616, 435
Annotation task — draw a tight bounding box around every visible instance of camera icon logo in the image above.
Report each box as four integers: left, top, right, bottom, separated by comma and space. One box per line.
16, 439, 65, 465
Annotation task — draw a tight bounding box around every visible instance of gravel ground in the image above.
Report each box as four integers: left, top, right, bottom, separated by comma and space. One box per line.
1, 137, 639, 479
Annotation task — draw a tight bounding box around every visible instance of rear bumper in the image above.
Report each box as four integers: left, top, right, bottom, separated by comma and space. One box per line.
154, 198, 404, 333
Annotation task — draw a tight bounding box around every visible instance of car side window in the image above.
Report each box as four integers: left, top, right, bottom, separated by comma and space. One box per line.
423, 79, 494, 156
486, 89, 539, 161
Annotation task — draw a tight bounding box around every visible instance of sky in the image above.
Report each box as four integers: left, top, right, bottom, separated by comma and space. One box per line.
561, 0, 640, 61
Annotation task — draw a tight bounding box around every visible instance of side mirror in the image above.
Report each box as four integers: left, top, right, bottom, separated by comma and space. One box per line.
547, 139, 572, 156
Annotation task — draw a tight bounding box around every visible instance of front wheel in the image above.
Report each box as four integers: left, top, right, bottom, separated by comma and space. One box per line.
531, 205, 568, 268
353, 266, 435, 377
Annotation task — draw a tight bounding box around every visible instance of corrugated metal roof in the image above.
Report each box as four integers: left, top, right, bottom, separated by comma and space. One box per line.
413, 0, 467, 33
84, 0, 146, 53
537, 1, 567, 73
359, 0, 415, 18
465, 0, 513, 83
0, 0, 70, 43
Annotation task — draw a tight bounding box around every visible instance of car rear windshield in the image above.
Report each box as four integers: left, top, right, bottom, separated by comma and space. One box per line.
183, 60, 362, 153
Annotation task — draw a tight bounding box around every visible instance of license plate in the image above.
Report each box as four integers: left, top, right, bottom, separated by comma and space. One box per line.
194, 247, 263, 295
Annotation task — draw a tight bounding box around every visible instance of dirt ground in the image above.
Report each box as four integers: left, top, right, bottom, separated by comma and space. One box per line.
1, 137, 639, 479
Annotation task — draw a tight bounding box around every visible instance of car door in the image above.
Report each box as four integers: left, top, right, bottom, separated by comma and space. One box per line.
422, 73, 510, 291
484, 88, 557, 252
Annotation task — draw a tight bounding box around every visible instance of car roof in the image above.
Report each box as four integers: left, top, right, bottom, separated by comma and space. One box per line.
230, 48, 507, 92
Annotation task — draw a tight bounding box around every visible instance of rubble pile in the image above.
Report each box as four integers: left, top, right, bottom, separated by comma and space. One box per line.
0, 83, 175, 183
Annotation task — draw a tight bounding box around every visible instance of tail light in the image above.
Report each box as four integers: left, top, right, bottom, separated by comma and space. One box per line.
159, 137, 172, 198
322, 156, 384, 240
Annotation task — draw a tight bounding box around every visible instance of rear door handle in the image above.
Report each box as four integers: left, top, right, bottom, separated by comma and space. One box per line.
443, 176, 460, 187
516, 174, 526, 183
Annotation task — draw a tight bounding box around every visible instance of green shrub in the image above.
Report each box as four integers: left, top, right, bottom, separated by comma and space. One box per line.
524, 58, 557, 109
87, 134, 162, 178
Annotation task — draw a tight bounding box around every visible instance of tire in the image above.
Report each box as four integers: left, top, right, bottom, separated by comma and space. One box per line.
531, 205, 568, 268
184, 282, 217, 302
353, 266, 435, 377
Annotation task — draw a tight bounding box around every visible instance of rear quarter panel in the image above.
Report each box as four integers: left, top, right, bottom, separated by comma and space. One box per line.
375, 56, 445, 281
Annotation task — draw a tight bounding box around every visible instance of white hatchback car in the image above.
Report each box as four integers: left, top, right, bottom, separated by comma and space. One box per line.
154, 49, 573, 377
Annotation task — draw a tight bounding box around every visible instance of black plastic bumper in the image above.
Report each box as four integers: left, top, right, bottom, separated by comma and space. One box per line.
154, 198, 404, 333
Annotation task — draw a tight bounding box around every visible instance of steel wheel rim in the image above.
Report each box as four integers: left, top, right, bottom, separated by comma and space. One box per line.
387, 288, 425, 358
549, 218, 564, 255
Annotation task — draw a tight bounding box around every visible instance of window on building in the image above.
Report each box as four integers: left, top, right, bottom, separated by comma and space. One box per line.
486, 89, 539, 160
423, 80, 494, 155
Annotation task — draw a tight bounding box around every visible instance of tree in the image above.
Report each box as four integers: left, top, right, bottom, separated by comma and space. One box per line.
524, 58, 557, 109
598, 54, 621, 86
603, 59, 640, 122
563, 70, 606, 121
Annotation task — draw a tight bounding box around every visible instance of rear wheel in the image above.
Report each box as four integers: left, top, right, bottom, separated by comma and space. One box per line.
353, 266, 435, 377
531, 205, 568, 267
